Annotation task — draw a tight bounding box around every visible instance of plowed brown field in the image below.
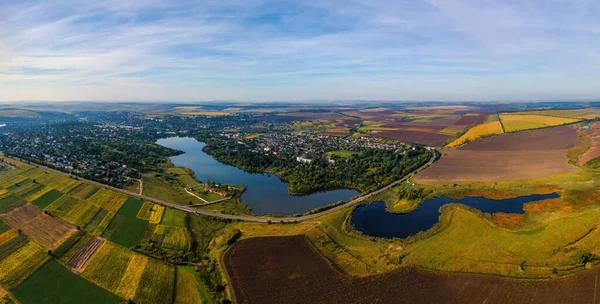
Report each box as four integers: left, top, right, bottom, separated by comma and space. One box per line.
68, 236, 105, 273
415, 126, 580, 184
0, 204, 76, 249
225, 235, 600, 304
580, 122, 600, 165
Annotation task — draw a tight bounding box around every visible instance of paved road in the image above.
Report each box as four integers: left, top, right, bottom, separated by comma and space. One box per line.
5, 153, 435, 223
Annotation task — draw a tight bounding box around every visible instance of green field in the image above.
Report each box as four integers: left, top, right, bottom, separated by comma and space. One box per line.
0, 235, 28, 261
160, 208, 186, 227
0, 219, 10, 235
84, 209, 109, 232
102, 198, 149, 247
326, 150, 361, 158
0, 195, 26, 213
6, 179, 31, 191
12, 259, 120, 304
31, 190, 64, 209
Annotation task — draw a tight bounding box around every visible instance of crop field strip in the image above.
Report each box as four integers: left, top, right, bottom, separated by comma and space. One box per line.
0, 241, 49, 289
1, 204, 77, 250
12, 259, 120, 304
102, 197, 149, 248
30, 189, 64, 209
499, 114, 580, 132
175, 266, 210, 304
68, 183, 100, 199
81, 241, 133, 293
115, 254, 148, 300
67, 236, 105, 273
85, 189, 128, 213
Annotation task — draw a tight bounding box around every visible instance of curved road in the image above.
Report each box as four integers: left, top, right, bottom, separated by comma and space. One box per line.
6, 152, 435, 223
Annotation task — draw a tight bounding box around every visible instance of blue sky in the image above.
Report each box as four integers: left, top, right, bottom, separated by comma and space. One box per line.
1, 0, 600, 102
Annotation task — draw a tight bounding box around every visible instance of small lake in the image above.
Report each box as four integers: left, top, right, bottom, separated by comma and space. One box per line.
351, 193, 560, 238
157, 137, 360, 215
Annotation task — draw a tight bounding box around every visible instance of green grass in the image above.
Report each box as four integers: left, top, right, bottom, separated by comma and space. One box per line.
0, 195, 26, 213
31, 190, 64, 209
326, 150, 361, 158
12, 259, 120, 304
102, 197, 149, 248
0, 219, 10, 235
160, 208, 186, 227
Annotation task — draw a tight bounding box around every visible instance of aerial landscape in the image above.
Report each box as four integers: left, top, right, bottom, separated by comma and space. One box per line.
3, 0, 600, 303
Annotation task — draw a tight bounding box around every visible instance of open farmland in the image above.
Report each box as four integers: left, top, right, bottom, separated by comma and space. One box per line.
447, 120, 504, 147
68, 183, 100, 199
226, 235, 600, 304
499, 114, 580, 132
416, 126, 580, 184
31, 189, 64, 209
12, 259, 120, 304
580, 122, 600, 165
115, 254, 148, 300
81, 241, 132, 292
85, 189, 128, 213
133, 258, 176, 304
0, 194, 26, 213
175, 266, 211, 304
0, 241, 49, 289
102, 197, 149, 247
67, 236, 105, 272
1, 204, 76, 249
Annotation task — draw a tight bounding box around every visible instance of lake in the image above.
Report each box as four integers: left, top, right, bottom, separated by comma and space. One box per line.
351, 193, 560, 238
157, 137, 360, 215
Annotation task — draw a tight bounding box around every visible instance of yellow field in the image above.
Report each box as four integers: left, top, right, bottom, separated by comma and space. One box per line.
116, 254, 149, 300
86, 189, 128, 212
93, 212, 115, 235
0, 229, 17, 245
0, 189, 7, 196
500, 114, 580, 132
447, 121, 504, 147
149, 205, 165, 224
82, 242, 133, 292
0, 241, 49, 288
175, 267, 205, 304
136, 201, 154, 220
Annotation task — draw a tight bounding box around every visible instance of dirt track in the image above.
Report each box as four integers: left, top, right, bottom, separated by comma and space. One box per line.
225, 235, 600, 304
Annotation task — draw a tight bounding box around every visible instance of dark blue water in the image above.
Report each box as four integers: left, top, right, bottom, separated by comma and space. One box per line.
351, 193, 560, 238
157, 137, 360, 215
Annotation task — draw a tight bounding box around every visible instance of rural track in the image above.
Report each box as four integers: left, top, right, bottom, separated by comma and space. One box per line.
5, 152, 436, 223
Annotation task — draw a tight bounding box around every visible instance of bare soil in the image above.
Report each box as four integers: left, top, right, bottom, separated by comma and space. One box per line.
415, 126, 580, 184
376, 130, 450, 146
580, 122, 600, 164
225, 235, 600, 304
68, 236, 105, 273
0, 203, 76, 249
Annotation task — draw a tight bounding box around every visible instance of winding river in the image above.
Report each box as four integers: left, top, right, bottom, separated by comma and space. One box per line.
157, 137, 359, 215
351, 193, 559, 238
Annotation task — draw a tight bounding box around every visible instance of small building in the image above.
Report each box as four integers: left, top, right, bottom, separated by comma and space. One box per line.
296, 156, 312, 164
